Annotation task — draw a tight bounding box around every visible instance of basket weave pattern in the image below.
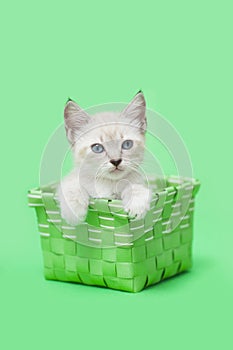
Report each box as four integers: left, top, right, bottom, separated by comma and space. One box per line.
28, 176, 200, 292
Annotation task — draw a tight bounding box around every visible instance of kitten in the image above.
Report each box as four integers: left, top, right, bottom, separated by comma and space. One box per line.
57, 91, 152, 226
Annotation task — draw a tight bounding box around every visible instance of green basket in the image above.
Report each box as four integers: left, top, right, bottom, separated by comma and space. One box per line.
28, 176, 200, 292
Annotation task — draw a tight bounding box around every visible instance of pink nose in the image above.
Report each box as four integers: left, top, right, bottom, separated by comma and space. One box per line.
110, 159, 122, 167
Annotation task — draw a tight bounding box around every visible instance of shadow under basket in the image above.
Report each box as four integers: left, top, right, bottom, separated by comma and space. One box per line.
28, 176, 200, 292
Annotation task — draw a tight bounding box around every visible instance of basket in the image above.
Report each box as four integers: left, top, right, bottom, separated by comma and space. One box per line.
28, 176, 200, 292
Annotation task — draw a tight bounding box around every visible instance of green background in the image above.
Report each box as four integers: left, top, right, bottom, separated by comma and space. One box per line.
1, 0, 232, 349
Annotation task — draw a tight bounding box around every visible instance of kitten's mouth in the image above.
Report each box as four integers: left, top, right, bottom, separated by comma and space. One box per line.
110, 167, 123, 173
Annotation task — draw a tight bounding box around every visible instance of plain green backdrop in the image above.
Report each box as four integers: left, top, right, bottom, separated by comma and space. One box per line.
0, 0, 232, 349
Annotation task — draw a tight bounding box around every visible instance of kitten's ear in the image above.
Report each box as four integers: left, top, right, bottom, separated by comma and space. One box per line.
121, 91, 146, 132
64, 99, 90, 144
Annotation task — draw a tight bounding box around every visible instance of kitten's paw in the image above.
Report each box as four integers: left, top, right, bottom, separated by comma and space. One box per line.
60, 202, 87, 226
56, 185, 88, 226
122, 185, 152, 219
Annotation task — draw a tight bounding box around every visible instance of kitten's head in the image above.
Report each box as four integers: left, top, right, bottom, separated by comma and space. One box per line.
64, 92, 146, 180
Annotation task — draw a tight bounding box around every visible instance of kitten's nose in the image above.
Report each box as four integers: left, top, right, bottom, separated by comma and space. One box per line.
110, 159, 122, 167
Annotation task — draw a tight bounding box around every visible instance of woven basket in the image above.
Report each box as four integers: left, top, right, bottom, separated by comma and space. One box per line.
28, 176, 200, 292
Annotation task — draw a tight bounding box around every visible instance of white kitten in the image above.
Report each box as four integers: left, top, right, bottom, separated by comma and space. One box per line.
57, 92, 152, 226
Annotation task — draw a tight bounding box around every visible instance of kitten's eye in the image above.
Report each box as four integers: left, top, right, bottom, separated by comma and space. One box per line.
91, 143, 104, 153
122, 140, 133, 150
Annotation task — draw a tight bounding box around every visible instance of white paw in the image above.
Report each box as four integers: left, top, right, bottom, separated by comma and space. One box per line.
56, 183, 88, 226
122, 185, 152, 219
60, 200, 88, 226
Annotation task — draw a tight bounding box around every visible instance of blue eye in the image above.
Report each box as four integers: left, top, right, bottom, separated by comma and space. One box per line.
122, 140, 133, 150
91, 143, 104, 153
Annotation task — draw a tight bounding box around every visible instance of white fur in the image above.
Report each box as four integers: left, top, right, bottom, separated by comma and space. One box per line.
57, 92, 152, 226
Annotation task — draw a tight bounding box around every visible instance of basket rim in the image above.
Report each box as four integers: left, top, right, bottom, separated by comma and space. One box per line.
28, 175, 200, 207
